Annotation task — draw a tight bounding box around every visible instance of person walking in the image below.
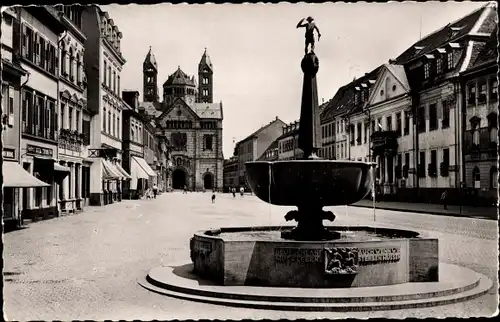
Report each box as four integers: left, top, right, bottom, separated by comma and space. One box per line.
211, 190, 216, 204
183, 185, 188, 194
232, 187, 236, 198
152, 183, 158, 199
240, 186, 244, 197
441, 190, 448, 210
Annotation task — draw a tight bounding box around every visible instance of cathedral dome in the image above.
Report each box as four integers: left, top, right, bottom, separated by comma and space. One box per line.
163, 66, 196, 87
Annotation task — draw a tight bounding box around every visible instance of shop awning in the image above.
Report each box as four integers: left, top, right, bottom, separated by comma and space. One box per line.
131, 157, 150, 180
2, 161, 51, 188
132, 156, 157, 177
101, 159, 122, 180
114, 162, 132, 180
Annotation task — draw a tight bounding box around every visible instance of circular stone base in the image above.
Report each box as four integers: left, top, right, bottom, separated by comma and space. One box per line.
138, 262, 492, 311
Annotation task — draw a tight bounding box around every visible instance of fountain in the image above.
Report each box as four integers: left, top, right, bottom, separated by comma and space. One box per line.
139, 18, 493, 311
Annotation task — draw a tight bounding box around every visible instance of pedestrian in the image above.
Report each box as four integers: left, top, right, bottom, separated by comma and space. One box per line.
441, 190, 448, 210
183, 185, 188, 194
232, 187, 236, 198
152, 183, 158, 199
211, 191, 216, 204
240, 186, 244, 197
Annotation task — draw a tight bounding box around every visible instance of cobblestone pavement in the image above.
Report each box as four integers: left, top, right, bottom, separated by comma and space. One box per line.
3, 192, 498, 320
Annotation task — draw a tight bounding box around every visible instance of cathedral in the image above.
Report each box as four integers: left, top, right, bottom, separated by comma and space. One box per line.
139, 47, 224, 191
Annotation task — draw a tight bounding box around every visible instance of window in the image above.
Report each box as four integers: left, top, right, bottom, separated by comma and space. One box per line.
446, 51, 454, 70
404, 111, 410, 135
396, 112, 401, 137
429, 150, 437, 177
113, 71, 116, 93
473, 167, 480, 189
377, 118, 382, 132
488, 113, 498, 144
490, 79, 498, 101
396, 154, 402, 179
83, 120, 90, 145
478, 82, 487, 103
364, 122, 369, 143
386, 116, 392, 131
69, 48, 74, 80
117, 116, 120, 139
117, 75, 120, 95
203, 77, 209, 85
112, 113, 116, 137
371, 120, 375, 134
103, 61, 107, 84
429, 103, 437, 131
442, 100, 450, 129
108, 110, 111, 133
441, 148, 449, 177
468, 83, 476, 105
350, 124, 355, 146
436, 57, 443, 74
103, 106, 107, 132
491, 167, 498, 189
39, 37, 46, 69
418, 151, 426, 177
418, 106, 426, 133
471, 121, 480, 146
354, 93, 359, 105
404, 152, 410, 178
424, 62, 430, 79
108, 66, 111, 88
76, 53, 81, 83
69, 106, 73, 130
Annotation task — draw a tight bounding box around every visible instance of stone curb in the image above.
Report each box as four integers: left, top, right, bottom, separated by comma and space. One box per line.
350, 204, 497, 220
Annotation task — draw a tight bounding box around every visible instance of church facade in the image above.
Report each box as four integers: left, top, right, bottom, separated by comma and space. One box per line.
139, 48, 224, 191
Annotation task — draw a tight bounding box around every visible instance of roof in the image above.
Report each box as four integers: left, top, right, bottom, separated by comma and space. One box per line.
257, 140, 279, 161
143, 46, 158, 71
163, 66, 196, 87
320, 65, 383, 122
394, 4, 495, 65
199, 48, 213, 71
385, 64, 410, 89
138, 101, 163, 118
237, 118, 286, 145
192, 103, 223, 120
276, 127, 299, 141
470, 26, 498, 68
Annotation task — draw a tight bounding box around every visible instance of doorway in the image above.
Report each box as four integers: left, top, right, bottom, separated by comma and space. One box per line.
203, 173, 213, 190
172, 169, 187, 190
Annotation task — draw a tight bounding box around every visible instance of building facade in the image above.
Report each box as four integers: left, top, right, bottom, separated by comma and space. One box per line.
235, 117, 286, 187
121, 90, 157, 199
318, 2, 498, 205
15, 6, 70, 221
140, 48, 224, 191
460, 29, 498, 205
277, 121, 302, 160
82, 6, 131, 206
223, 156, 239, 191
54, 5, 90, 214
2, 7, 50, 227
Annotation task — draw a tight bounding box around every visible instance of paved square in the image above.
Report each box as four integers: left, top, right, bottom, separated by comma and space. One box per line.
3, 192, 498, 320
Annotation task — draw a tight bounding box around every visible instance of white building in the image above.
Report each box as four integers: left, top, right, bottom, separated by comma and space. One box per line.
54, 5, 90, 213
82, 6, 131, 206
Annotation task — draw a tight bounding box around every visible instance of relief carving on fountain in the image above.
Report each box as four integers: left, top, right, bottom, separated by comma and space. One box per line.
324, 247, 359, 275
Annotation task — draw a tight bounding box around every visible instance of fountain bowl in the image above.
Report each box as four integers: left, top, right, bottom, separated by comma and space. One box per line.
245, 160, 375, 206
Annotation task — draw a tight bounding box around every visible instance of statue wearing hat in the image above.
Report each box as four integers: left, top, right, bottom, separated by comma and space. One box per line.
296, 16, 322, 55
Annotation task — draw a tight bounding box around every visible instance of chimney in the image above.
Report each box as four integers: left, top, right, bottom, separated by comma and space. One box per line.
276, 116, 279, 121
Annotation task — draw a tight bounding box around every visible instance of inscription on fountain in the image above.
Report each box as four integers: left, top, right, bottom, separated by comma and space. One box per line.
274, 248, 322, 263
358, 247, 401, 264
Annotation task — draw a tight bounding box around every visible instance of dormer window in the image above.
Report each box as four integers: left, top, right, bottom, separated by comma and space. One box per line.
424, 62, 430, 79
449, 26, 463, 38
354, 93, 359, 105
414, 46, 424, 54
436, 57, 443, 74
446, 51, 454, 70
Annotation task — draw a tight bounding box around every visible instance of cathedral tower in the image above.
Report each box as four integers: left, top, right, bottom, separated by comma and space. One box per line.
143, 46, 158, 102
197, 48, 213, 103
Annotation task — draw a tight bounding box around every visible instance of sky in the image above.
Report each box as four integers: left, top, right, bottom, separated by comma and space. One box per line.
103, 1, 488, 158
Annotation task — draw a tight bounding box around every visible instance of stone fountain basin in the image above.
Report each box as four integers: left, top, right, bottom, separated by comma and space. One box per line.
190, 226, 439, 288
245, 160, 375, 206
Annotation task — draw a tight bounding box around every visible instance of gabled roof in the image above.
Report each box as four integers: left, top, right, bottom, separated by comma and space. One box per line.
192, 102, 223, 120
143, 46, 158, 71
394, 3, 495, 65
163, 66, 196, 87
257, 140, 279, 161
237, 118, 286, 144
157, 97, 199, 121
199, 48, 213, 72
320, 65, 383, 122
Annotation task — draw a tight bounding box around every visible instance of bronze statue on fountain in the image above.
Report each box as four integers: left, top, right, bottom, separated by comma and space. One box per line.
245, 17, 375, 241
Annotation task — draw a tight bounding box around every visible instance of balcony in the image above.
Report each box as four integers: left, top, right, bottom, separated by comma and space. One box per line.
58, 128, 85, 152
370, 131, 398, 156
